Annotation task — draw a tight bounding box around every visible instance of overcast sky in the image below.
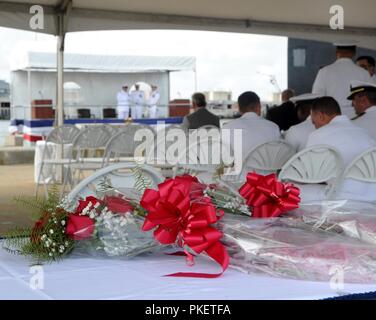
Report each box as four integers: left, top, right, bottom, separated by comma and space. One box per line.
0, 27, 287, 101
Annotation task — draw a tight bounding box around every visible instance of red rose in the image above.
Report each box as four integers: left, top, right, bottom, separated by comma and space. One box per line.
65, 215, 95, 240
75, 196, 101, 215
31, 212, 50, 244
104, 195, 134, 215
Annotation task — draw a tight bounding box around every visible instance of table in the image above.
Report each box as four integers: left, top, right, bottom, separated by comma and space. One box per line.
1, 245, 375, 300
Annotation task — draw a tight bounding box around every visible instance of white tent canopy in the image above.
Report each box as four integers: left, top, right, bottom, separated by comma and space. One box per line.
10, 51, 196, 73
1, 0, 376, 49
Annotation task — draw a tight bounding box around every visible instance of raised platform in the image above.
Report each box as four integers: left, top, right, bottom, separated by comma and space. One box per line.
10, 117, 184, 142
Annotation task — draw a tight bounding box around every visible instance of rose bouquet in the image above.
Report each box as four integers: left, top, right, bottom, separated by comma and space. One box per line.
289, 200, 376, 245
3, 190, 160, 263
220, 215, 376, 283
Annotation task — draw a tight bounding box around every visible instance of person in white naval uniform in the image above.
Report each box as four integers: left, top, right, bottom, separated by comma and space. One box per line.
347, 81, 376, 140
284, 93, 320, 151
130, 84, 145, 119
116, 85, 131, 120
356, 56, 376, 84
148, 85, 160, 119
312, 43, 371, 118
222, 91, 280, 162
305, 97, 376, 202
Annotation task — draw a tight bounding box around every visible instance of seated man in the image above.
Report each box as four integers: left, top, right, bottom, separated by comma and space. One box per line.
182, 92, 220, 129
304, 96, 376, 202
266, 89, 299, 131
347, 81, 376, 140
284, 93, 320, 151
222, 91, 280, 161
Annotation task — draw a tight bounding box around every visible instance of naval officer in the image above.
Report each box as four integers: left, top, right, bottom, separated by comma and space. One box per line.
312, 42, 371, 118
131, 84, 145, 119
116, 84, 131, 120
347, 81, 376, 140
148, 85, 160, 119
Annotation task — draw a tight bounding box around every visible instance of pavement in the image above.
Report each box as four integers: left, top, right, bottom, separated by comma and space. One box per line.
0, 164, 36, 236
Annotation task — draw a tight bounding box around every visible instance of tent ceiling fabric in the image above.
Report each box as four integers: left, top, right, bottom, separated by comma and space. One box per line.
1, 0, 376, 49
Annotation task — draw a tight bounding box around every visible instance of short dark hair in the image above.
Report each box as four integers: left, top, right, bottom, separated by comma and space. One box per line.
296, 100, 315, 120
365, 91, 376, 105
356, 56, 376, 67
238, 91, 260, 113
191, 92, 207, 108
311, 97, 341, 116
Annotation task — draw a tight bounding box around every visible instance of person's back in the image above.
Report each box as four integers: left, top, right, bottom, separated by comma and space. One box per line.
182, 93, 220, 129
307, 115, 373, 165
312, 44, 370, 117
222, 91, 280, 160
285, 117, 315, 152
284, 93, 323, 151
306, 97, 376, 202
185, 107, 220, 129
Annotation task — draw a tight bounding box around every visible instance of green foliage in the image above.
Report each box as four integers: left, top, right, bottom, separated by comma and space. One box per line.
132, 164, 153, 194
3, 187, 75, 263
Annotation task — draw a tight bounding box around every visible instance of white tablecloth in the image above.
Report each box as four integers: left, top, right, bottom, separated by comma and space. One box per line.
1, 245, 376, 300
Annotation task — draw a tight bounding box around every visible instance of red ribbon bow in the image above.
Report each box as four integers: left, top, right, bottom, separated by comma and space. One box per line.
141, 176, 229, 278
239, 172, 301, 218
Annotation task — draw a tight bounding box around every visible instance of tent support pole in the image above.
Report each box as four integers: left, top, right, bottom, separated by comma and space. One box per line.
56, 15, 65, 127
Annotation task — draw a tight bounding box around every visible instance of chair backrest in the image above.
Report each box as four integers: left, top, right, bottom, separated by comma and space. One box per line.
73, 125, 112, 149
174, 134, 233, 183
342, 147, 376, 183
45, 124, 80, 145
66, 163, 164, 202
146, 124, 184, 165
103, 124, 155, 165
103, 124, 119, 136
278, 145, 343, 184
242, 141, 296, 174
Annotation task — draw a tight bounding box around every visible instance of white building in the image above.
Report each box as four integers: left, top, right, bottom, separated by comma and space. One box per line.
10, 51, 196, 120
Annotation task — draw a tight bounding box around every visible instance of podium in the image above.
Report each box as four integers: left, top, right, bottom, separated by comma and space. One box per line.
168, 99, 190, 117
31, 99, 54, 119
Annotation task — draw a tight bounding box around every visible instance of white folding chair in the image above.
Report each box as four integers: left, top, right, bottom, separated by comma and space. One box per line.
36, 124, 80, 198
67, 163, 164, 203
278, 145, 343, 201
145, 124, 183, 177
342, 147, 376, 182
335, 147, 376, 202
173, 128, 233, 184
102, 124, 156, 167
69, 125, 113, 187
242, 141, 296, 176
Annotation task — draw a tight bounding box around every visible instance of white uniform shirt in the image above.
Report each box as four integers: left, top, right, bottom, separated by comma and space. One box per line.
131, 90, 145, 106
222, 112, 280, 161
117, 91, 131, 107
284, 116, 315, 152
312, 58, 371, 117
352, 106, 376, 141
306, 115, 376, 202
149, 90, 160, 107
371, 74, 376, 85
